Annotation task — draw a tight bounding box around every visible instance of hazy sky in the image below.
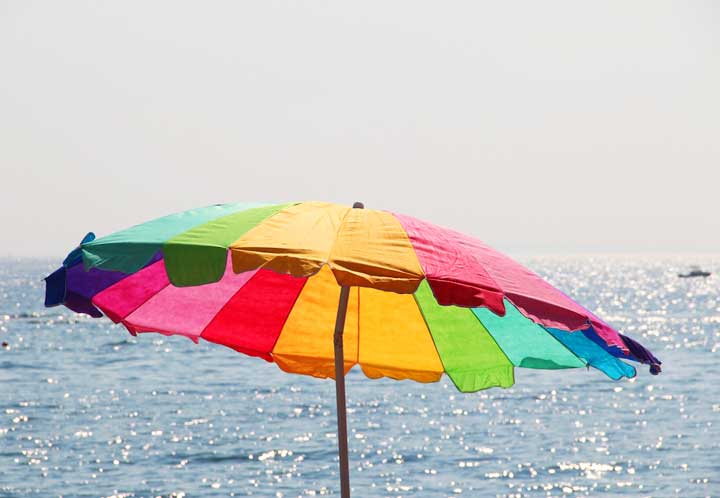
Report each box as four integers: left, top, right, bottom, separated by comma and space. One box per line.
2, 1, 718, 258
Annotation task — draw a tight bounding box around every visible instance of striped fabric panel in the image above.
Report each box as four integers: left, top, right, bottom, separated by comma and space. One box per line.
230, 201, 349, 277
546, 328, 636, 380
164, 203, 295, 286
392, 211, 505, 314
83, 203, 267, 274
272, 266, 359, 379
329, 208, 425, 294
358, 287, 444, 383
414, 281, 514, 393
122, 257, 258, 342
92, 260, 170, 323
472, 300, 586, 369
201, 269, 307, 361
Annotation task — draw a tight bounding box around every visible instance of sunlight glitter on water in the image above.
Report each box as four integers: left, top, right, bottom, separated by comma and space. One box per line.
0, 256, 718, 496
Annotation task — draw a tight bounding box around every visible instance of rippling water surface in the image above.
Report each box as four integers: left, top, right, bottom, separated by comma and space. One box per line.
1, 256, 718, 497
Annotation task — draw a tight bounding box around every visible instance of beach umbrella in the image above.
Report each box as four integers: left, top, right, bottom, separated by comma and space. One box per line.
44, 200, 661, 498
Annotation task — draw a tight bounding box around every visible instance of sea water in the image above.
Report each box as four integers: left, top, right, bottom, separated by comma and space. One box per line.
0, 256, 717, 497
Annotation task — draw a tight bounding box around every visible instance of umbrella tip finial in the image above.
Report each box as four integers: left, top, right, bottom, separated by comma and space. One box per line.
352, 201, 364, 209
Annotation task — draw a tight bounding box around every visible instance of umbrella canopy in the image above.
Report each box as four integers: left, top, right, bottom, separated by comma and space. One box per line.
44, 200, 661, 497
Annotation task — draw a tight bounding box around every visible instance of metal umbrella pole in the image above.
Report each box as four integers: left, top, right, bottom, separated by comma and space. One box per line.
333, 284, 352, 498
332, 201, 363, 498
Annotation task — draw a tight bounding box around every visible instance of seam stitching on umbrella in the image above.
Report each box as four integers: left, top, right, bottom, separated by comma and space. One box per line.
229, 201, 340, 278
385, 211, 428, 288
588, 357, 635, 380
465, 307, 515, 368
93, 258, 171, 323
75, 260, 139, 302
267, 277, 311, 358
538, 325, 588, 368
224, 201, 303, 250
527, 277, 629, 353
389, 211, 508, 306
197, 269, 265, 341
84, 203, 267, 272
166, 202, 298, 285
326, 205, 354, 274
120, 281, 173, 330
411, 292, 455, 389
159, 202, 296, 284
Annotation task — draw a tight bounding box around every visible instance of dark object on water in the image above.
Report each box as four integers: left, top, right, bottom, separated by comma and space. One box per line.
678, 266, 711, 278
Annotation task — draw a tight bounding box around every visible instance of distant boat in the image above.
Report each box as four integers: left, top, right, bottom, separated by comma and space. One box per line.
678, 266, 711, 278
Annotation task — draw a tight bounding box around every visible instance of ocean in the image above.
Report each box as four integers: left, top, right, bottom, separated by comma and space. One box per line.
0, 256, 717, 497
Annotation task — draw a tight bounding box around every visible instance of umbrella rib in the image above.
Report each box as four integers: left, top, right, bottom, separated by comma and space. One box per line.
536, 324, 589, 367
413, 289, 516, 393
266, 278, 311, 358
411, 292, 450, 387
194, 270, 265, 349
117, 281, 173, 332
464, 307, 513, 366
326, 206, 355, 275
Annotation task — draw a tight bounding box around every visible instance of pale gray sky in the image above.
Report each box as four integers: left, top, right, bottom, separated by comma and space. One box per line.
1, 1, 718, 258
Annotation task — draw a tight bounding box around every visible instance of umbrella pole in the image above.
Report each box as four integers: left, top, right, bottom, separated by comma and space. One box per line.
333, 285, 352, 498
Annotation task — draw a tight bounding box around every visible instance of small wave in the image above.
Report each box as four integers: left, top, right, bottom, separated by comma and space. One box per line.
0, 361, 51, 370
